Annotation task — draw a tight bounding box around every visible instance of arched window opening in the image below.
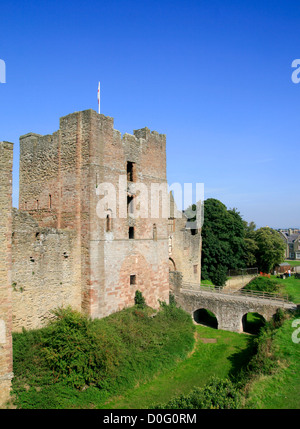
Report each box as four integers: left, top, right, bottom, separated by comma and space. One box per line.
127, 195, 134, 214
169, 258, 176, 271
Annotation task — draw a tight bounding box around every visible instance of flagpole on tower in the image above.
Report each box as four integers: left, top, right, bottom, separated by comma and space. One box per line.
97, 81, 100, 114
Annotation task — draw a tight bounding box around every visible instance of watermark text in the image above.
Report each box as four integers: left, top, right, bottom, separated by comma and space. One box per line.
0, 59, 6, 83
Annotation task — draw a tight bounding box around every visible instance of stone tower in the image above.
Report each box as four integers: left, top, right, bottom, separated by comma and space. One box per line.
18, 109, 170, 319
0, 141, 14, 406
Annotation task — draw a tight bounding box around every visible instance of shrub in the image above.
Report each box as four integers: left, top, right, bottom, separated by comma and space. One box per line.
12, 304, 196, 408
245, 309, 287, 377
39, 307, 123, 390
154, 377, 241, 409
134, 290, 146, 308
169, 293, 176, 306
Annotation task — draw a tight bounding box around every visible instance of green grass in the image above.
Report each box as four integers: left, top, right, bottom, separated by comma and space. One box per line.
246, 274, 300, 304
103, 326, 255, 409
268, 275, 300, 304
10, 300, 300, 409
200, 279, 215, 286
244, 314, 300, 409
243, 313, 266, 335
285, 259, 300, 267
10, 304, 196, 409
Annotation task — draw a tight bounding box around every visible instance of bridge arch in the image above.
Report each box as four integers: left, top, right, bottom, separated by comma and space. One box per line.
193, 308, 219, 329
242, 312, 266, 334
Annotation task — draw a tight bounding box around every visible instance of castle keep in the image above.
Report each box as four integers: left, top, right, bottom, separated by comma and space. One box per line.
0, 109, 202, 405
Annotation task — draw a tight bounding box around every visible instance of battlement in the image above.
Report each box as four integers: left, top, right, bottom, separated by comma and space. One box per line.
0, 141, 14, 150
19, 110, 167, 218
133, 127, 166, 141
20, 132, 42, 140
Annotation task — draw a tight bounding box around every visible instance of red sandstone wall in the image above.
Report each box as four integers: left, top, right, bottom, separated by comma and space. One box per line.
17, 109, 170, 320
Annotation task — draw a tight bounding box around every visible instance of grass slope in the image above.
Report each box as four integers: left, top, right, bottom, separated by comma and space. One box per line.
244, 314, 300, 409
104, 326, 255, 409
10, 304, 195, 409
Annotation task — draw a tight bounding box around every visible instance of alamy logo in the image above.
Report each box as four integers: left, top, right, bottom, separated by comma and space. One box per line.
95, 176, 204, 229
0, 59, 6, 83
291, 59, 300, 84
292, 319, 300, 344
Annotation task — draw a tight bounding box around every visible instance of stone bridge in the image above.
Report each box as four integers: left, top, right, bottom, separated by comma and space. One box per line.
170, 272, 297, 333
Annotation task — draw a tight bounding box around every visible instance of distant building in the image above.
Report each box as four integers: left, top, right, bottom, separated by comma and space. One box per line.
279, 230, 300, 260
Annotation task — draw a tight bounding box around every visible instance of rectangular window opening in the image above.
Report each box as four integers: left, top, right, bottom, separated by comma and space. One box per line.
153, 223, 157, 241
130, 275, 136, 285
127, 161, 136, 182
106, 214, 112, 232
129, 226, 135, 239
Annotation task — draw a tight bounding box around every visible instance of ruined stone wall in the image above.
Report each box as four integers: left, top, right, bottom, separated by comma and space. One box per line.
11, 209, 81, 331
0, 141, 13, 406
19, 132, 59, 227
169, 216, 202, 284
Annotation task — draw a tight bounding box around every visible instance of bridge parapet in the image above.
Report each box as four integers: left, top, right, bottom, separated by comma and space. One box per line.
170, 273, 297, 333
181, 282, 291, 303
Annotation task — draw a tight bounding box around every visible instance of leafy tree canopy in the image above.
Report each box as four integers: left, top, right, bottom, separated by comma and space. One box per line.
253, 227, 285, 273
200, 199, 246, 284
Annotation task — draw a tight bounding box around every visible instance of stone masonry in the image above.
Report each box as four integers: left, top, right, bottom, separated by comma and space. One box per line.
0, 109, 202, 405
0, 141, 14, 406
10, 109, 203, 331
170, 272, 297, 332
12, 109, 182, 328
168, 192, 202, 283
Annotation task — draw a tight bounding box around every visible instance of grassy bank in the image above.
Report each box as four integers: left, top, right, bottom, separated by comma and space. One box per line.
244, 311, 300, 409
269, 275, 300, 304
104, 326, 254, 409
152, 308, 300, 410
245, 274, 300, 304
9, 299, 300, 409
10, 303, 195, 409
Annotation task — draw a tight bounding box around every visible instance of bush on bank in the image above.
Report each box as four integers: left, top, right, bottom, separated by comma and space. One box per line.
11, 301, 195, 408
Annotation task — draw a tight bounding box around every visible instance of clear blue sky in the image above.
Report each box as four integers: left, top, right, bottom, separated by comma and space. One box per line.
1, 0, 300, 228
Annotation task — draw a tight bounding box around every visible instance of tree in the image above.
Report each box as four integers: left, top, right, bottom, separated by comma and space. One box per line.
210, 265, 228, 287
200, 199, 246, 285
243, 221, 258, 267
253, 227, 285, 273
